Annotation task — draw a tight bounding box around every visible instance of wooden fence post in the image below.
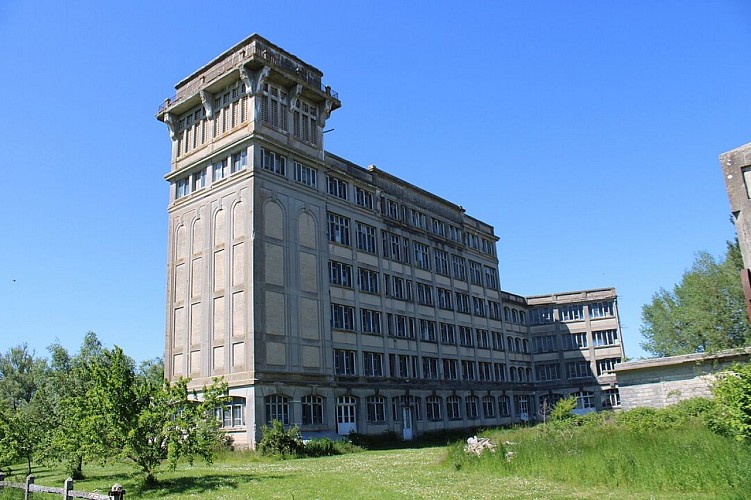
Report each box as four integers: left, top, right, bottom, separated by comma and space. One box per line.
63, 477, 74, 500
25, 474, 34, 500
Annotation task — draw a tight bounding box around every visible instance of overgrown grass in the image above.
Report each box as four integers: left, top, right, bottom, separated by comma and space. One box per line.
448, 399, 751, 498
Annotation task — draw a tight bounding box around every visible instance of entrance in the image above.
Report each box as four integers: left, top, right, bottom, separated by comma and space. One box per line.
401, 405, 413, 440
336, 396, 357, 435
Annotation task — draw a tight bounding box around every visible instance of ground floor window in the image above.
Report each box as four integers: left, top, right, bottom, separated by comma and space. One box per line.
302, 394, 324, 425
499, 396, 510, 417
367, 395, 386, 423
465, 396, 479, 419
265, 394, 290, 425
603, 388, 621, 408
575, 391, 596, 410
215, 396, 246, 428
482, 395, 495, 418
447, 395, 462, 420
426, 396, 442, 420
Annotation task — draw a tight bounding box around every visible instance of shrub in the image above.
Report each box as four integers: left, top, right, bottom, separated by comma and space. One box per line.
258, 420, 303, 457
713, 362, 751, 444
549, 396, 577, 422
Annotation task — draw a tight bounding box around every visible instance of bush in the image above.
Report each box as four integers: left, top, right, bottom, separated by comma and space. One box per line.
258, 420, 303, 457
713, 362, 751, 444
302, 438, 363, 457
549, 396, 577, 422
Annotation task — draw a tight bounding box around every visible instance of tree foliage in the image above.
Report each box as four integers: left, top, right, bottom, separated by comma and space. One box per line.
713, 362, 751, 444
641, 241, 751, 357
84, 346, 228, 485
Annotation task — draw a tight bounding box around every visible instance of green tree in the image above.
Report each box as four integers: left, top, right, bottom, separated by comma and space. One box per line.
85, 346, 228, 485
641, 241, 751, 357
713, 362, 751, 444
37, 332, 106, 478
0, 344, 50, 475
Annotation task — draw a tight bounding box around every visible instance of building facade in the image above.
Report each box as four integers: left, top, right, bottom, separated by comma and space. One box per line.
156, 34, 625, 447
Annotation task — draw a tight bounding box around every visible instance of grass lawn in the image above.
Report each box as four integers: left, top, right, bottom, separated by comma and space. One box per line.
0, 446, 712, 499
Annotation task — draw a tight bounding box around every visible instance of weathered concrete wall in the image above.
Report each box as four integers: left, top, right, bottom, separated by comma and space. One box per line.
615, 349, 751, 410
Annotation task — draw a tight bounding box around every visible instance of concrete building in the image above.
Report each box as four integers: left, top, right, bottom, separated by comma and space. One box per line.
155, 34, 625, 447
614, 348, 751, 410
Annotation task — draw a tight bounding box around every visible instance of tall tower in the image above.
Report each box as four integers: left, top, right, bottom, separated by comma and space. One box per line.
157, 35, 340, 446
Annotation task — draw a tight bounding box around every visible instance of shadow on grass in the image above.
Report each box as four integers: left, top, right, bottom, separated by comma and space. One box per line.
131, 472, 288, 497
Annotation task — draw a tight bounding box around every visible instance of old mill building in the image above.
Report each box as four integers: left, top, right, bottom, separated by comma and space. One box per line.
156, 34, 625, 447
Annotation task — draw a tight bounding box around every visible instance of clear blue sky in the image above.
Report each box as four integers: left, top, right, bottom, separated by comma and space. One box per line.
1, 1, 750, 362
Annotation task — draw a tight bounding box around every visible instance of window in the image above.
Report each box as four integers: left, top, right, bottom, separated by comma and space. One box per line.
212, 158, 228, 182
434, 249, 450, 275
413, 242, 430, 270
461, 360, 476, 381
446, 396, 462, 420
432, 219, 446, 237
261, 83, 289, 131
476, 329, 490, 349
355, 222, 377, 253
392, 395, 421, 421
482, 396, 496, 418
603, 388, 621, 408
512, 310, 519, 323
459, 326, 474, 347
265, 395, 290, 425
355, 187, 373, 209
507, 336, 515, 352
596, 357, 621, 375
494, 363, 507, 382
449, 225, 462, 243
394, 354, 416, 378
535, 363, 560, 382
519, 311, 526, 324
456, 293, 471, 314
292, 98, 317, 144
358, 268, 379, 294
363, 351, 383, 377
411, 210, 427, 229
192, 169, 206, 191
589, 300, 615, 319
499, 396, 510, 416
482, 238, 495, 256
452, 255, 467, 281
382, 231, 404, 262
559, 304, 584, 322
484, 267, 498, 289
426, 396, 442, 420
562, 332, 588, 350
326, 175, 348, 200
331, 304, 355, 331
469, 261, 483, 285
216, 396, 246, 428
176, 177, 190, 199
394, 315, 413, 338
437, 288, 453, 310
231, 150, 247, 173
440, 323, 456, 345
567, 361, 592, 379
529, 307, 554, 325
472, 297, 486, 317
293, 161, 317, 187
488, 301, 501, 320
492, 331, 505, 351
366, 395, 386, 423
329, 261, 353, 287
361, 309, 381, 334
478, 361, 492, 381
416, 283, 434, 306
592, 329, 619, 346
301, 395, 324, 425
442, 359, 458, 380
418, 319, 437, 342
538, 394, 563, 414
465, 396, 479, 419
392, 277, 407, 301
514, 395, 530, 417
385, 199, 400, 219
533, 335, 558, 353
574, 391, 596, 410
422, 356, 439, 379
327, 213, 350, 246
261, 148, 286, 176
334, 349, 357, 375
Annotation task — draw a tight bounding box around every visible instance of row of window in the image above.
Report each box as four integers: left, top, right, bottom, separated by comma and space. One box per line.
334, 348, 532, 383
264, 393, 531, 426
528, 301, 616, 325
538, 389, 621, 412
175, 81, 248, 157
327, 213, 499, 288
533, 330, 620, 353
175, 148, 249, 199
